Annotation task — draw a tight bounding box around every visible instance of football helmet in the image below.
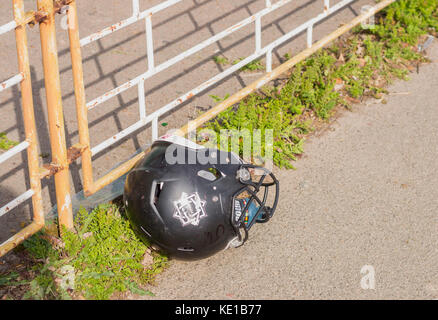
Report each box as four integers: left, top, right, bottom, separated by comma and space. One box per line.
123, 135, 279, 260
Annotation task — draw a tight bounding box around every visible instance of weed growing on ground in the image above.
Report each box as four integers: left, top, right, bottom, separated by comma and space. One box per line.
213, 55, 265, 72
0, 132, 18, 151
210, 93, 230, 103
232, 58, 265, 71
213, 55, 229, 65
0, 204, 168, 300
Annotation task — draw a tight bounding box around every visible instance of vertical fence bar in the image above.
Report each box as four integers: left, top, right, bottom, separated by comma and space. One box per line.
13, 0, 44, 226
132, 0, 140, 16
307, 24, 313, 48
266, 48, 272, 72
145, 15, 154, 71
255, 16, 261, 53
138, 80, 146, 119
324, 0, 330, 12
67, 0, 93, 196
152, 117, 158, 142
37, 0, 73, 229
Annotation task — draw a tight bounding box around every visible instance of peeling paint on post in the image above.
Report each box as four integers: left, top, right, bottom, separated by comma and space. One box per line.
0, 223, 43, 257
67, 0, 94, 196
37, 0, 73, 230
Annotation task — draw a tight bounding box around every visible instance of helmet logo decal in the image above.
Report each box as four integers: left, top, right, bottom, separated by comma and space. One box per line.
173, 192, 207, 227
234, 199, 243, 222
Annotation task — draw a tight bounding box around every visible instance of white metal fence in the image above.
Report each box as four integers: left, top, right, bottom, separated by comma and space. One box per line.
0, 20, 33, 217
78, 0, 356, 158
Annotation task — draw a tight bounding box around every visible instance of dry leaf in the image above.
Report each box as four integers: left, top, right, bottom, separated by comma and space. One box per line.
141, 252, 154, 268
334, 78, 344, 91
41, 234, 65, 249
81, 232, 93, 239
345, 96, 361, 104
356, 45, 365, 56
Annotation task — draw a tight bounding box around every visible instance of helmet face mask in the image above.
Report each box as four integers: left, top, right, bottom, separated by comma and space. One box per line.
123, 135, 279, 260
231, 164, 279, 247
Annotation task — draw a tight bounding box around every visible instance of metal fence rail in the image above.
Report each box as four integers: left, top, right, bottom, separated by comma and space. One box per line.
0, 0, 45, 256
68, 0, 362, 198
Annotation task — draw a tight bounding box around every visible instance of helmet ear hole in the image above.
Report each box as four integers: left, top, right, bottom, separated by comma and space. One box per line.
153, 182, 164, 206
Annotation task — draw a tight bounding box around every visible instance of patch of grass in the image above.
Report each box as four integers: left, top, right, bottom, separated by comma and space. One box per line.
233, 58, 265, 71
209, 93, 230, 103
0, 272, 27, 287
0, 132, 19, 151
199, 0, 437, 169
213, 55, 265, 72
0, 204, 168, 300
202, 93, 310, 168
213, 55, 229, 65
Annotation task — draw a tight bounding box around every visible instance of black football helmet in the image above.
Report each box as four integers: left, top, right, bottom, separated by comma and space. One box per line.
123, 135, 279, 260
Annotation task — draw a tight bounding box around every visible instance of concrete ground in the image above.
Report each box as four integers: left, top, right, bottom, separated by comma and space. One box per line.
0, 0, 437, 299
142, 40, 438, 300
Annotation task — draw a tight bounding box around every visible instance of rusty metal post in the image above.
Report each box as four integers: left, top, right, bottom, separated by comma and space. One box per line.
37, 0, 73, 229
13, 0, 44, 226
66, 0, 93, 196
0, 0, 46, 257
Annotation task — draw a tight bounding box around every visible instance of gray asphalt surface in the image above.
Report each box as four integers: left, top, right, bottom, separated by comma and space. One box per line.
141, 40, 438, 300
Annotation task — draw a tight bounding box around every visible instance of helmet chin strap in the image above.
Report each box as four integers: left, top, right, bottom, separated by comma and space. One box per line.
225, 235, 244, 249
224, 237, 241, 250
225, 227, 248, 250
